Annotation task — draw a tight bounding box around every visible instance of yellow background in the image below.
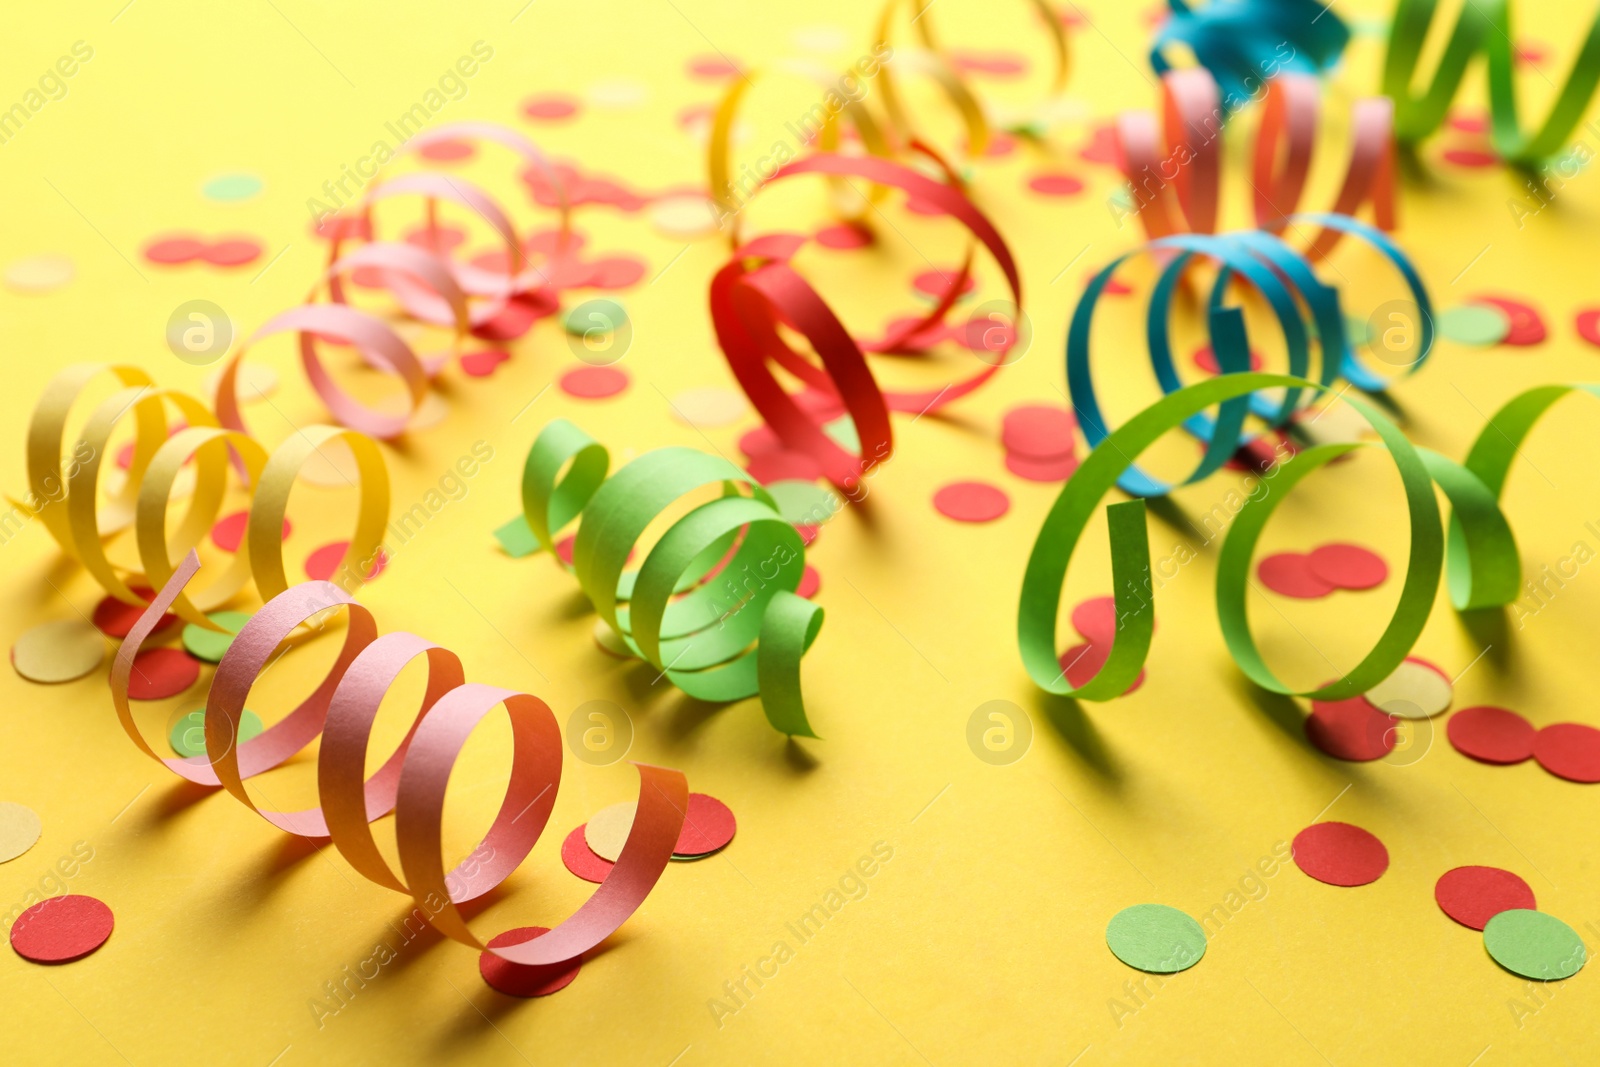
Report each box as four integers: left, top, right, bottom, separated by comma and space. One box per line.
3, 0, 1600, 1063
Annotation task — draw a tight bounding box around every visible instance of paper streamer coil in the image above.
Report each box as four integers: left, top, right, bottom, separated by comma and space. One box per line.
1115, 69, 1396, 261
1149, 0, 1351, 109
1019, 365, 1600, 706
504, 419, 824, 738
21, 363, 389, 629
710, 152, 1023, 490
110, 551, 686, 967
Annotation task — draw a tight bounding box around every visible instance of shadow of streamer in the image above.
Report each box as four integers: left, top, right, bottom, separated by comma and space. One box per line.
1029, 688, 1122, 786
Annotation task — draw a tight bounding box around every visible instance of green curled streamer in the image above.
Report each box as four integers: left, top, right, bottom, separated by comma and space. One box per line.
503, 418, 823, 738
1018, 365, 1526, 702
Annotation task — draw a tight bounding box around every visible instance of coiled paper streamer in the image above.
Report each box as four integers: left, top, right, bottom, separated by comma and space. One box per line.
21, 364, 388, 629
110, 551, 687, 968
1072, 217, 1432, 498
710, 153, 1022, 491
1115, 69, 1396, 261
1150, 0, 1350, 109
508, 419, 824, 738
1384, 0, 1600, 166
216, 123, 574, 440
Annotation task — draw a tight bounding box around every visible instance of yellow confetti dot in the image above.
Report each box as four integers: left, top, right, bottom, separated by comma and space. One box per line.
11, 620, 105, 684
584, 801, 637, 862
586, 78, 648, 109
0, 803, 42, 863
1366, 659, 1453, 719
670, 386, 748, 428
650, 195, 722, 239
4, 255, 75, 293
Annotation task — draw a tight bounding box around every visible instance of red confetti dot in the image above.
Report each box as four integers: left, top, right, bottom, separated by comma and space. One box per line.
747, 450, 823, 485
93, 588, 175, 638
1434, 866, 1536, 930
1257, 553, 1334, 598
932, 481, 1010, 523
582, 255, 648, 290
1576, 308, 1600, 348
738, 425, 783, 459
210, 511, 291, 552
144, 235, 206, 265
1532, 722, 1600, 783
459, 349, 511, 378
1292, 822, 1389, 886
201, 238, 263, 267
560, 824, 613, 883
913, 268, 976, 301
687, 55, 742, 80
1469, 295, 1546, 345
126, 647, 200, 700
10, 895, 114, 963
1448, 112, 1489, 134
1079, 123, 1122, 166
522, 94, 580, 121
815, 223, 874, 249
1027, 172, 1085, 197
404, 224, 467, 253
479, 927, 581, 997
1448, 705, 1536, 764
1004, 452, 1080, 482
1308, 543, 1388, 590
554, 534, 577, 567
305, 542, 386, 583
676, 793, 736, 856
794, 523, 820, 547
797, 564, 821, 599
559, 365, 629, 399
1441, 147, 1498, 167
1071, 596, 1119, 644
1058, 641, 1144, 695
472, 291, 558, 342
1305, 695, 1397, 762
418, 138, 474, 161
1001, 404, 1076, 459
1192, 345, 1264, 374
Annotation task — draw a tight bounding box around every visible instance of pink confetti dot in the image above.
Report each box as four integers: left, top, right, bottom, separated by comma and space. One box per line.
687, 55, 742, 80
815, 223, 874, 250
305, 542, 386, 582
418, 138, 474, 161
201, 238, 264, 267
522, 94, 580, 121
932, 480, 1009, 523
559, 365, 629, 399
1441, 147, 1498, 168
797, 564, 821, 599
210, 511, 291, 552
582, 255, 648, 290
460, 349, 511, 377
1576, 308, 1600, 348
913, 268, 976, 301
1027, 172, 1085, 197
144, 235, 207, 265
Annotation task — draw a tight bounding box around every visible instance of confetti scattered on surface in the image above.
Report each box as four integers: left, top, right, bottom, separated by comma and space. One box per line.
1438, 304, 1511, 345
0, 803, 43, 864
1104, 904, 1206, 974
1292, 822, 1389, 887
11, 620, 105, 684
10, 895, 114, 963
815, 223, 874, 249
1447, 706, 1536, 765
1305, 694, 1398, 762
1435, 866, 1536, 930
1482, 910, 1586, 981
92, 590, 174, 639
650, 195, 719, 238
201, 173, 263, 202
559, 365, 630, 399
169, 708, 263, 758
480, 927, 582, 996
1469, 295, 1546, 345
1257, 553, 1335, 598
180, 611, 252, 664
1532, 722, 1600, 783
932, 481, 1010, 523
1307, 543, 1388, 590
3, 254, 74, 293
1026, 172, 1085, 197
304, 542, 385, 583
1365, 657, 1453, 719
585, 802, 637, 863
125, 648, 200, 701
210, 512, 290, 552
674, 793, 737, 858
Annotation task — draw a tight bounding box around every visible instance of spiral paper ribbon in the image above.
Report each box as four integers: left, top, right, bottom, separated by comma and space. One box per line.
1115, 69, 1396, 261
1150, 0, 1350, 109
503, 418, 824, 738
711, 153, 1022, 491
1384, 0, 1600, 166
111, 551, 687, 967
20, 364, 388, 630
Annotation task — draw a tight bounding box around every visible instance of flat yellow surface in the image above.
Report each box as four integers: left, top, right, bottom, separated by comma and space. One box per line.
3, 1, 1600, 1064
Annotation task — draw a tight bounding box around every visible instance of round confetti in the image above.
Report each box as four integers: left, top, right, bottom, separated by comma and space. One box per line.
815, 223, 873, 249
1001, 404, 1075, 459
144, 235, 206, 265
747, 450, 823, 485
460, 349, 511, 377
4, 254, 75, 293
932, 481, 1010, 523
1470, 295, 1546, 345
1441, 147, 1499, 168
11, 620, 104, 684
479, 927, 581, 996
522, 93, 580, 121
1532, 722, 1600, 783
126, 648, 200, 701
1576, 308, 1600, 348
912, 268, 976, 301
201, 238, 263, 267
1257, 553, 1334, 598
584, 802, 637, 863
584, 255, 648, 290
559, 365, 629, 399
586, 78, 648, 108
10, 895, 114, 963
765, 480, 841, 527
675, 793, 736, 857
1307, 543, 1388, 590
797, 564, 821, 599
687, 55, 742, 79
1438, 304, 1510, 345
210, 512, 290, 553
201, 173, 263, 202
1483, 910, 1586, 981
1027, 172, 1085, 197
1104, 904, 1206, 974
1305, 696, 1397, 762
169, 708, 263, 758
1004, 452, 1080, 482
1292, 822, 1389, 886
1365, 658, 1453, 719
669, 386, 747, 428
650, 195, 719, 238
304, 542, 386, 583
1435, 866, 1536, 930
0, 803, 43, 863
180, 611, 252, 664
1059, 641, 1144, 694
1448, 705, 1536, 765
418, 138, 474, 162
1071, 596, 1119, 645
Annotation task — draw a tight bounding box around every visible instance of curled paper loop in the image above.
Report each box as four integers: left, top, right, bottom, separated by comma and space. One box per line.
22, 364, 388, 629
1150, 0, 1351, 107
109, 551, 686, 967
710, 152, 1022, 490
1018, 370, 1600, 703
1071, 218, 1432, 497
1116, 69, 1396, 261
513, 419, 825, 738
1384, 0, 1600, 166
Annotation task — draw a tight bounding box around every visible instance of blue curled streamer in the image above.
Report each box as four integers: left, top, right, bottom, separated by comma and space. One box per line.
1067, 213, 1434, 498
1151, 0, 1351, 109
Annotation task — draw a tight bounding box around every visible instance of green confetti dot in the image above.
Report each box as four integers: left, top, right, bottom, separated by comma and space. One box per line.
170, 709, 263, 758
181, 611, 253, 663
201, 173, 264, 202
1344, 313, 1372, 346
564, 298, 627, 336
1483, 910, 1587, 981
823, 413, 860, 454
1105, 904, 1207, 974
764, 479, 841, 527
1438, 304, 1510, 346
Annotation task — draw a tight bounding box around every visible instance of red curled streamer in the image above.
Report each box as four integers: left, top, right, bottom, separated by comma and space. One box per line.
1115, 69, 1396, 261
110, 551, 686, 968
710, 151, 1022, 489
